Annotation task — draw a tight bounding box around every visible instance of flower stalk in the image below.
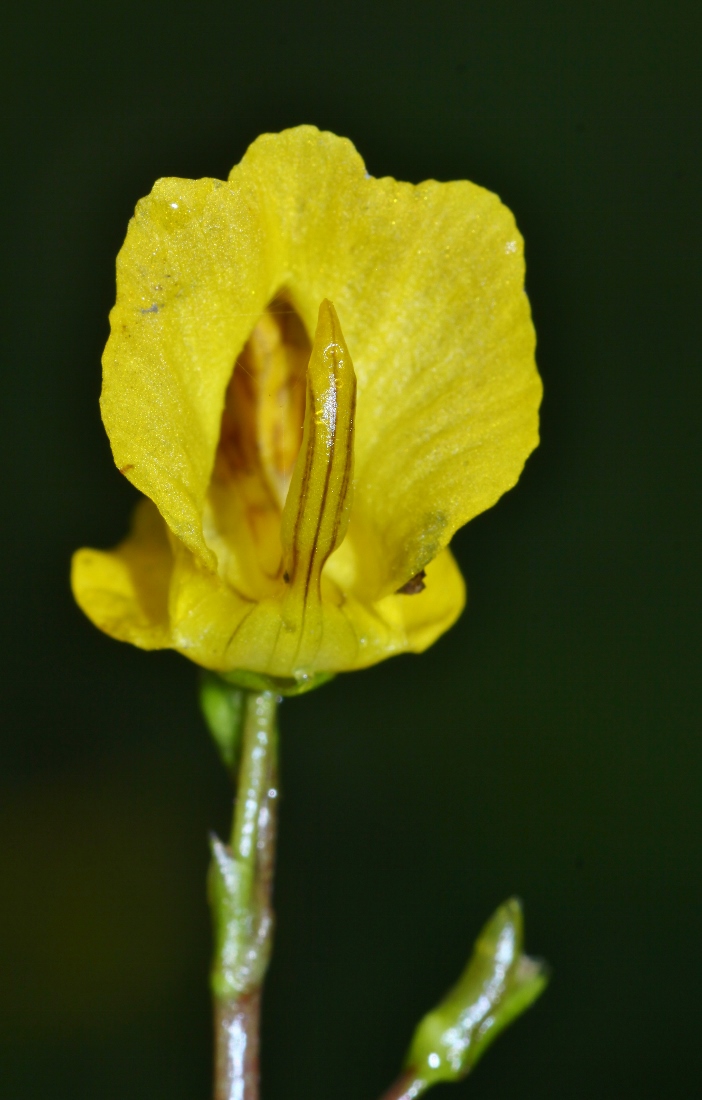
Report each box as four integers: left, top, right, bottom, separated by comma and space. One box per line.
203, 680, 279, 1100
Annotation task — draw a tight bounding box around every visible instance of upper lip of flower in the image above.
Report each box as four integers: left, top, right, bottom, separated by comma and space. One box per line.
71, 124, 541, 678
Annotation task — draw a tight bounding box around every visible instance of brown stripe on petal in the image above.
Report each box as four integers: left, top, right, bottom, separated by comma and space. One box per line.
329, 376, 357, 551
301, 376, 339, 604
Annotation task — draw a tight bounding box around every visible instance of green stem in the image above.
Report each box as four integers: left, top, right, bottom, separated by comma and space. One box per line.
201, 682, 549, 1100
209, 690, 279, 1100
229, 691, 277, 873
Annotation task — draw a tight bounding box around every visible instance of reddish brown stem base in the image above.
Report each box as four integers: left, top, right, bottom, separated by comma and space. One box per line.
377, 1070, 425, 1100
214, 991, 262, 1100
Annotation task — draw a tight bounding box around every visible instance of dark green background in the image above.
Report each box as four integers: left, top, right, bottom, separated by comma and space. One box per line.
1, 1, 700, 1097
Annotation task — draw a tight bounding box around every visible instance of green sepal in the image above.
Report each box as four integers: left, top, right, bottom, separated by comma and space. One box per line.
208, 835, 273, 999
220, 667, 335, 697
199, 672, 245, 772
405, 898, 549, 1087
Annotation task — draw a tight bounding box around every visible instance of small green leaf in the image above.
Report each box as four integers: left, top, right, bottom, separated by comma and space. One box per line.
199, 672, 245, 771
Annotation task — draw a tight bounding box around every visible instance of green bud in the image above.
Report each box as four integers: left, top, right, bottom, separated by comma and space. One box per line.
199, 672, 245, 771
405, 898, 548, 1087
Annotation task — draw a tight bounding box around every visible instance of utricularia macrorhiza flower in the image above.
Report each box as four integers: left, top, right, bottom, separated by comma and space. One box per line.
72, 125, 541, 684
71, 126, 548, 1100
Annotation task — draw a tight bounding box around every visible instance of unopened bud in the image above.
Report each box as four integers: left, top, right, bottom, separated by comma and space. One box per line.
405, 898, 548, 1087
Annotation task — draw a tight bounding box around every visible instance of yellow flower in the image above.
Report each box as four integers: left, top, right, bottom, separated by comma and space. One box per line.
71, 126, 541, 684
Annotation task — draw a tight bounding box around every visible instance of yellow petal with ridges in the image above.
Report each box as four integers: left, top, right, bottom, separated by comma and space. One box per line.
71, 504, 465, 675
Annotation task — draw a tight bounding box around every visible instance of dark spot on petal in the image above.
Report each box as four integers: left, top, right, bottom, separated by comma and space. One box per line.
397, 570, 426, 595
119, 464, 135, 475
283, 571, 290, 584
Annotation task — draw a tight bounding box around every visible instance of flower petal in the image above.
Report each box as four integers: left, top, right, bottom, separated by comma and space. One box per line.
71, 498, 172, 649
380, 548, 466, 655
236, 126, 541, 593
163, 541, 464, 675
101, 176, 280, 567
71, 505, 464, 676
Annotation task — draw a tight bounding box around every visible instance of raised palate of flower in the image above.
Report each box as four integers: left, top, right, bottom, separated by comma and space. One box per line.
71, 126, 541, 682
